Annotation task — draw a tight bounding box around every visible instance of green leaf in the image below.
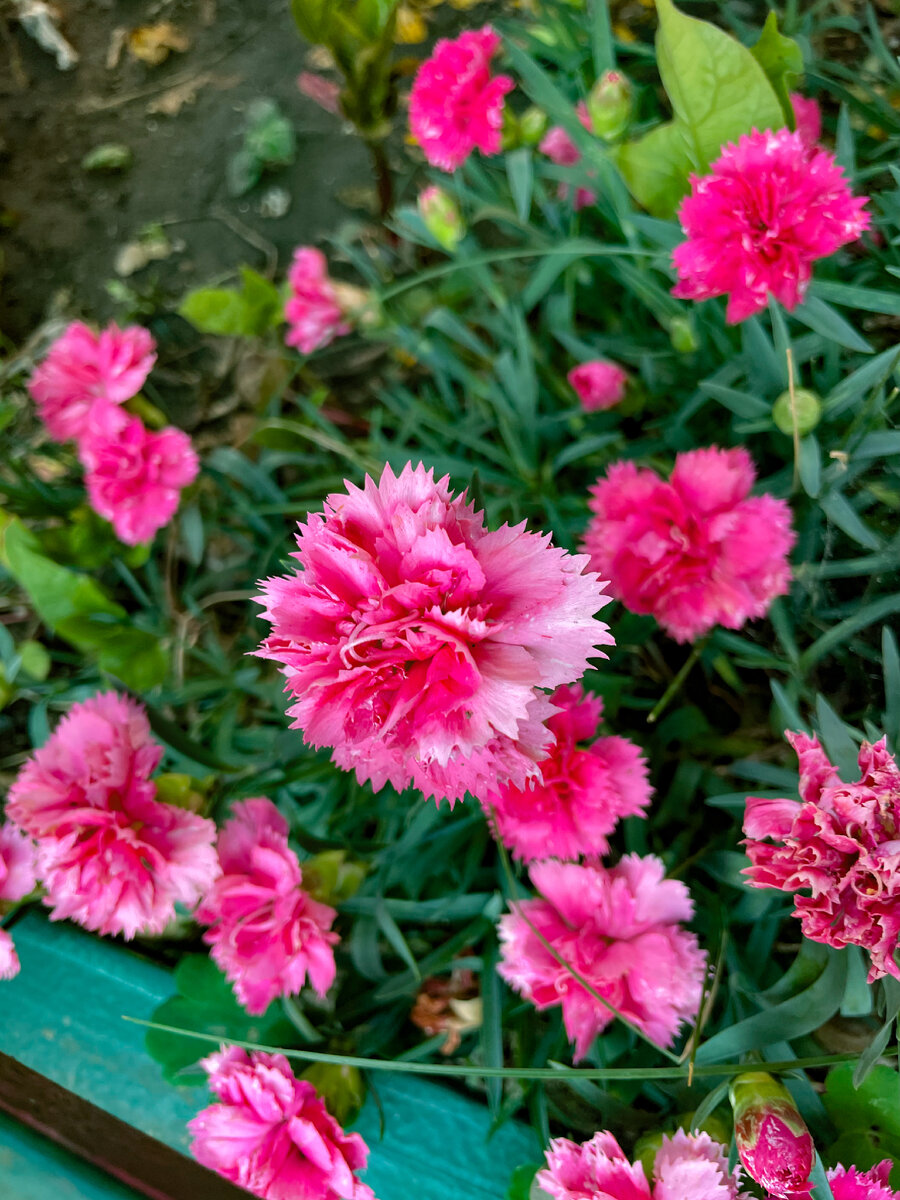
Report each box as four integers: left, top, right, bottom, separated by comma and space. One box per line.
290, 0, 332, 43
815, 694, 859, 780
823, 1062, 900, 1142
750, 12, 804, 125
506, 148, 534, 222
180, 288, 252, 335
820, 491, 882, 551
301, 1062, 367, 1125
654, 0, 784, 171
615, 121, 694, 218
506, 1164, 543, 1200
798, 435, 822, 498
883, 627, 900, 746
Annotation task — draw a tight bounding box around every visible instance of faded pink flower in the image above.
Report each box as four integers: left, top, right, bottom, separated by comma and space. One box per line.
189, 1046, 374, 1200
0, 930, 19, 980
568, 360, 628, 412
284, 247, 352, 355
537, 1128, 745, 1200
672, 128, 869, 322
297, 71, 342, 115
497, 856, 706, 1059
744, 733, 900, 981
483, 683, 651, 862
828, 1161, 900, 1200
409, 26, 514, 172
581, 446, 794, 643
256, 462, 611, 806
81, 416, 198, 546
7, 692, 218, 939
196, 798, 339, 1015
0, 822, 37, 982
790, 93, 822, 151
28, 321, 155, 443
539, 102, 597, 209
730, 1071, 814, 1200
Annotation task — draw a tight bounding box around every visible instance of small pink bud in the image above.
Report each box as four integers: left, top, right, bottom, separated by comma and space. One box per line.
586, 69, 632, 141
568, 359, 628, 412
729, 1071, 815, 1200
417, 185, 466, 252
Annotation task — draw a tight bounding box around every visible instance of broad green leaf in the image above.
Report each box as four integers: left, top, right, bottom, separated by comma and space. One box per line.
615, 121, 694, 218
655, 0, 784, 170
301, 1062, 366, 1125
180, 288, 251, 336
823, 1062, 900, 1142
750, 12, 804, 125
290, 0, 332, 43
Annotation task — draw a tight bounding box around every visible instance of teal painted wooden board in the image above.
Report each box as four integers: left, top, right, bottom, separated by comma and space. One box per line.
0, 1111, 139, 1199
0, 914, 539, 1200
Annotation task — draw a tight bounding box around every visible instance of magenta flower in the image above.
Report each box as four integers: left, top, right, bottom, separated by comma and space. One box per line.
539, 102, 597, 209
0, 822, 37, 981
790, 93, 822, 151
568, 360, 628, 412
483, 683, 651, 862
581, 446, 794, 643
284, 247, 352, 356
81, 416, 198, 546
409, 26, 514, 172
730, 1072, 814, 1200
27, 321, 156, 443
537, 1128, 745, 1200
256, 462, 611, 806
828, 1161, 900, 1200
189, 1046, 374, 1200
7, 693, 219, 939
672, 128, 869, 322
497, 856, 706, 1059
744, 733, 900, 981
196, 798, 339, 1015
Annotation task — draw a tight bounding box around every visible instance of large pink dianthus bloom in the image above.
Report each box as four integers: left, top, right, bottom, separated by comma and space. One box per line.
81, 416, 199, 546
497, 856, 706, 1059
256, 462, 611, 805
196, 798, 339, 1015
672, 128, 869, 322
189, 1046, 375, 1200
581, 446, 794, 643
409, 26, 514, 172
744, 733, 900, 981
539, 102, 597, 210
284, 247, 352, 356
483, 683, 651, 862
7, 693, 219, 939
828, 1161, 900, 1200
568, 359, 628, 412
537, 1128, 746, 1200
0, 822, 38, 981
28, 321, 156, 443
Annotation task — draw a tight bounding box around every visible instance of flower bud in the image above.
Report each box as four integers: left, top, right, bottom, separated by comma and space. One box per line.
518, 105, 550, 146
772, 387, 822, 436
729, 1071, 814, 1200
668, 316, 699, 354
586, 69, 632, 142
417, 185, 466, 252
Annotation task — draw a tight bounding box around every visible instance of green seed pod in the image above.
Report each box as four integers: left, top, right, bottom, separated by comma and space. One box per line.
772, 387, 822, 436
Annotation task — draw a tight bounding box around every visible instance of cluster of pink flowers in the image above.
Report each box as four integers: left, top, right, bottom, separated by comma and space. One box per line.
196, 798, 339, 1014
568, 359, 628, 412
284, 247, 353, 356
0, 822, 37, 979
483, 683, 651, 862
27, 322, 198, 545
672, 127, 869, 322
537, 1128, 746, 1200
189, 1047, 374, 1200
828, 1162, 900, 1200
581, 446, 794, 643
256, 462, 611, 806
743, 733, 900, 981
409, 27, 513, 172
7, 692, 218, 939
498, 856, 706, 1059
539, 102, 597, 210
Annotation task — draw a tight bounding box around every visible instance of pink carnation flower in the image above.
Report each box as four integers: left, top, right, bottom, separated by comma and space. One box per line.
7, 692, 218, 939
581, 446, 794, 643
744, 733, 900, 981
196, 798, 339, 1015
790, 93, 822, 151
28, 321, 155, 443
568, 360, 628, 412
539, 102, 598, 209
81, 416, 198, 546
409, 26, 514, 172
828, 1162, 900, 1200
0, 822, 37, 981
497, 856, 706, 1059
189, 1046, 374, 1200
537, 1128, 745, 1200
256, 462, 610, 805
483, 684, 651, 862
284, 247, 352, 356
672, 128, 869, 322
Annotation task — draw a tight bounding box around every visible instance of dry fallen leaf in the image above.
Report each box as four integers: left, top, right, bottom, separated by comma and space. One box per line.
147, 72, 240, 116
127, 22, 190, 66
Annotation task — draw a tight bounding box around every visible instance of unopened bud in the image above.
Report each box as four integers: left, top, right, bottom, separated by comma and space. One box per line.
417, 186, 466, 253
772, 387, 821, 436
729, 1071, 814, 1200
668, 316, 698, 354
519, 106, 550, 146
586, 69, 632, 142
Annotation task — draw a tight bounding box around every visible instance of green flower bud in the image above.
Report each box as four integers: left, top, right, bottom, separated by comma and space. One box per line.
772, 387, 822, 436
417, 185, 466, 252
669, 316, 699, 354
518, 106, 550, 146
586, 69, 632, 142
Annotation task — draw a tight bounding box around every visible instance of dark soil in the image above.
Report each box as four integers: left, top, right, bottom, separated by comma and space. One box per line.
0, 0, 372, 342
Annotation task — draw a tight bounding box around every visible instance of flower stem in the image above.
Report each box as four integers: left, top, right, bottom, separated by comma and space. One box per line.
647, 640, 706, 725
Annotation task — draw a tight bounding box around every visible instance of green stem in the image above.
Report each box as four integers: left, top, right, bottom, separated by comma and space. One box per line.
648, 640, 706, 725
